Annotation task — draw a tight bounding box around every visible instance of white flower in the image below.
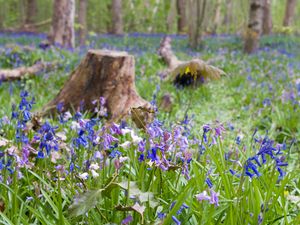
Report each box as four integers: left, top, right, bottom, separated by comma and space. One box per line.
120, 141, 131, 149
119, 156, 129, 163
131, 131, 143, 144
71, 121, 80, 130
79, 172, 89, 180
90, 163, 99, 170
91, 170, 99, 178
121, 128, 131, 135
63, 111, 72, 121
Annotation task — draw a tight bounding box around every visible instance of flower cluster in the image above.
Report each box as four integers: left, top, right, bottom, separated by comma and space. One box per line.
245, 135, 288, 179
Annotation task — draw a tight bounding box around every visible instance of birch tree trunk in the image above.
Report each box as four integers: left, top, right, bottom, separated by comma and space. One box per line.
283, 0, 297, 26
244, 0, 264, 54
111, 0, 124, 34
177, 0, 187, 33
262, 0, 272, 35
49, 0, 75, 48
78, 0, 87, 45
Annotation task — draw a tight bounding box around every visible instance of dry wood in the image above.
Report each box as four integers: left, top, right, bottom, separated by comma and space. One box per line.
158, 36, 225, 87
44, 50, 153, 128
0, 62, 55, 81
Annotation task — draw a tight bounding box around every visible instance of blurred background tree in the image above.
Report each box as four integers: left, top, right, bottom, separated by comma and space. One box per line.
0, 0, 298, 35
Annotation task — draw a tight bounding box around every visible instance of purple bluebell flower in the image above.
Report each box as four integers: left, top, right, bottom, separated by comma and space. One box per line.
209, 189, 219, 206
157, 212, 166, 219
205, 178, 213, 188
121, 215, 133, 225
172, 216, 181, 225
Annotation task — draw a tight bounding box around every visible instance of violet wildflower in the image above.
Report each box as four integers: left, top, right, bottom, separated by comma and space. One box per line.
195, 191, 210, 201
205, 178, 213, 188
172, 216, 181, 225
157, 212, 166, 219
209, 189, 219, 206
121, 215, 133, 225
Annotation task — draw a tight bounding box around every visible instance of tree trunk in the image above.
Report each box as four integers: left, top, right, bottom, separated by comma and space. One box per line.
212, 0, 222, 34
283, 0, 297, 26
44, 50, 153, 128
177, 0, 187, 33
167, 0, 176, 32
78, 0, 87, 45
244, 0, 264, 54
262, 0, 272, 35
48, 0, 75, 48
223, 0, 233, 27
111, 0, 123, 34
188, 0, 206, 48
25, 0, 37, 25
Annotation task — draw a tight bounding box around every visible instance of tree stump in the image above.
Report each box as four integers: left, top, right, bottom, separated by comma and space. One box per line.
44, 50, 153, 127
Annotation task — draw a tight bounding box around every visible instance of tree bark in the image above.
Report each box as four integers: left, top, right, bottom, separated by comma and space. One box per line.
48, 0, 75, 48
262, 0, 272, 35
44, 50, 153, 128
177, 0, 187, 33
25, 0, 37, 25
0, 62, 55, 82
188, 0, 207, 48
78, 0, 87, 46
283, 0, 297, 26
223, 0, 233, 25
212, 0, 222, 34
111, 0, 124, 34
244, 0, 264, 54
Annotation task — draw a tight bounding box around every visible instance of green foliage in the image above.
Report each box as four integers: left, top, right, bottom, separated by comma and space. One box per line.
0, 33, 299, 224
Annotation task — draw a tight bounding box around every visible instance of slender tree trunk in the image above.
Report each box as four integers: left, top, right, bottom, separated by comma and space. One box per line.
262, 0, 272, 35
25, 0, 37, 25
244, 0, 264, 54
283, 0, 297, 26
223, 0, 233, 30
188, 0, 206, 48
212, 0, 222, 34
167, 0, 176, 32
48, 0, 75, 48
111, 0, 123, 34
177, 0, 187, 33
78, 0, 87, 45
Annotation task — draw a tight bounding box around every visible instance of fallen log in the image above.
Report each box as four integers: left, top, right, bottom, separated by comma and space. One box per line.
43, 50, 154, 128
158, 36, 225, 87
0, 62, 56, 81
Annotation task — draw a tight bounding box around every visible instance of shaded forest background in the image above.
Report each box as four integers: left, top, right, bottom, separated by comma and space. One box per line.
0, 0, 299, 35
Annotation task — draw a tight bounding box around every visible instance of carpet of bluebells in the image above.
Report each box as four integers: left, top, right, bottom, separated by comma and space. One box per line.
0, 32, 299, 225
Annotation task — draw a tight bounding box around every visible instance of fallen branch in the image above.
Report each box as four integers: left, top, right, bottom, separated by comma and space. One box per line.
158, 36, 225, 87
0, 61, 56, 81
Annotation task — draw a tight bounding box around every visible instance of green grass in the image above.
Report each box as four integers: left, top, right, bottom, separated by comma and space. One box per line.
0, 33, 299, 224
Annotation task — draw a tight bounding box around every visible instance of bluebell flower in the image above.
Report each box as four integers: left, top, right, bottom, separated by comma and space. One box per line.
147, 147, 158, 162
121, 215, 133, 225
172, 216, 181, 225
109, 150, 122, 158
157, 212, 166, 219
205, 178, 213, 188
37, 151, 45, 159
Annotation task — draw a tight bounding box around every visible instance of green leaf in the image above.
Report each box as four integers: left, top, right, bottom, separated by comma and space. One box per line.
68, 189, 103, 217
